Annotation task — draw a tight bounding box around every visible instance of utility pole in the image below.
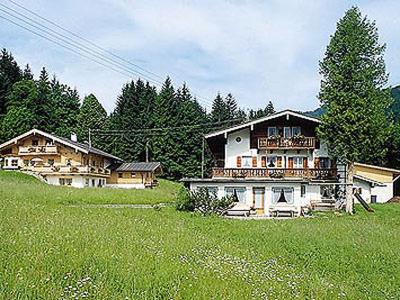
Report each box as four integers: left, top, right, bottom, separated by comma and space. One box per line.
145, 139, 150, 163
201, 137, 205, 178
88, 128, 92, 148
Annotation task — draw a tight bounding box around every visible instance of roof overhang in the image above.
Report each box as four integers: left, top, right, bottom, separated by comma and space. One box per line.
0, 129, 89, 154
204, 110, 321, 139
354, 174, 386, 187
354, 162, 400, 175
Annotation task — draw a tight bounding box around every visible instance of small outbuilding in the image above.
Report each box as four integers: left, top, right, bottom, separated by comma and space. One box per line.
354, 163, 400, 203
108, 162, 162, 189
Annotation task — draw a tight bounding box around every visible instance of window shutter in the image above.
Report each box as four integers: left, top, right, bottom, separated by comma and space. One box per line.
288, 157, 294, 169
303, 157, 308, 169
237, 156, 242, 168
261, 156, 266, 168
314, 157, 320, 169
252, 156, 257, 167
277, 156, 282, 168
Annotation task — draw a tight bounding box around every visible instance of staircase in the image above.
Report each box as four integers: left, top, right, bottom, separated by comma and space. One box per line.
311, 199, 336, 211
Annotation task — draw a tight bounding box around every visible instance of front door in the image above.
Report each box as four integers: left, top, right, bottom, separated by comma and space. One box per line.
253, 187, 265, 215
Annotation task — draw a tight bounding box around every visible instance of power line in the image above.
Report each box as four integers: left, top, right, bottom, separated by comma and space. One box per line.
0, 5, 163, 86
2, 0, 216, 108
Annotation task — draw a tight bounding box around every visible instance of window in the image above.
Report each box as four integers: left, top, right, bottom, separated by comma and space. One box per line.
301, 185, 306, 197
11, 159, 18, 167
23, 160, 29, 166
267, 156, 277, 168
118, 172, 123, 178
252, 156, 257, 168
131, 172, 136, 178
235, 136, 242, 143
272, 188, 294, 204
59, 178, 72, 186
66, 159, 72, 166
283, 127, 292, 138
92, 179, 95, 187
48, 159, 54, 166
4, 159, 8, 166
292, 127, 301, 136
267, 127, 277, 137
32, 140, 39, 146
293, 157, 303, 168
85, 178, 89, 186
320, 185, 335, 199
225, 187, 246, 203
242, 156, 252, 168
253, 188, 265, 208
320, 157, 330, 169
45, 139, 53, 145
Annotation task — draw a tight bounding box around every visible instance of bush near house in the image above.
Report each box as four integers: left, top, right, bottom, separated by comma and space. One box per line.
175, 186, 234, 215
1, 171, 400, 299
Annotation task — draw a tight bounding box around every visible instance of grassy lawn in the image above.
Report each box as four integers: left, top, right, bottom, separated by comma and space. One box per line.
1, 172, 400, 299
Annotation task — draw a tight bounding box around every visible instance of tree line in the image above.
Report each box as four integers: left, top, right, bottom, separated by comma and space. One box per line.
0, 49, 275, 179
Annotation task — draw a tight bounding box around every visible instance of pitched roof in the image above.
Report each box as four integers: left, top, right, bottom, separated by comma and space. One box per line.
205, 109, 321, 139
354, 162, 400, 174
115, 162, 161, 172
354, 174, 386, 186
0, 129, 123, 161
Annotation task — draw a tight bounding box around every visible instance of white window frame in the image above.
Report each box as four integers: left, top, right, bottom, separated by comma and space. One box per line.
293, 157, 303, 168
272, 187, 294, 204
283, 127, 292, 138
225, 187, 247, 203
292, 126, 301, 136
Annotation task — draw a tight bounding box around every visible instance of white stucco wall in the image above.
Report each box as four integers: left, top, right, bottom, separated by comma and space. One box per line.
225, 128, 253, 168
354, 178, 393, 203
106, 183, 145, 189
45, 175, 106, 188
189, 181, 328, 216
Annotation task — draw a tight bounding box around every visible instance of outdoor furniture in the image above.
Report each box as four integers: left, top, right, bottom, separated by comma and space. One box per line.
224, 202, 252, 217
270, 204, 299, 217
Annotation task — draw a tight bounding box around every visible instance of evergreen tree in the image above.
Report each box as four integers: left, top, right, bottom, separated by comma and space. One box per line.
225, 93, 238, 120
22, 64, 33, 80
34, 67, 51, 130
76, 94, 107, 146
0, 80, 37, 140
152, 77, 179, 179
265, 101, 275, 115
317, 6, 393, 213
0, 49, 22, 117
210, 93, 228, 123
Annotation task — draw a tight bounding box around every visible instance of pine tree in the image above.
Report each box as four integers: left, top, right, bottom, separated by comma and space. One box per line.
265, 101, 275, 115
0, 80, 37, 140
317, 6, 393, 213
76, 94, 107, 145
210, 93, 228, 123
22, 64, 33, 80
225, 93, 238, 120
35, 67, 51, 130
0, 49, 22, 117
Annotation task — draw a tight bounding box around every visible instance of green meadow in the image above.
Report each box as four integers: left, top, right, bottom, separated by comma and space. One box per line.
1, 171, 400, 299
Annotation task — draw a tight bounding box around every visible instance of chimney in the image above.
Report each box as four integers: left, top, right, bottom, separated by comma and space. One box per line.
71, 133, 77, 142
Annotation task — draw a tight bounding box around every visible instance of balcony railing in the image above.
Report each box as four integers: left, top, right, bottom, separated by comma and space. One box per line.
19, 145, 58, 155
22, 165, 111, 175
258, 137, 316, 149
212, 167, 337, 180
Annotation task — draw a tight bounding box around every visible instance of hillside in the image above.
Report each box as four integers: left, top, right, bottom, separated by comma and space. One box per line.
1, 170, 400, 298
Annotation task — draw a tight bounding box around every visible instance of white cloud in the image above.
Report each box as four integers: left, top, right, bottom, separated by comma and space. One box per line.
1, 0, 399, 112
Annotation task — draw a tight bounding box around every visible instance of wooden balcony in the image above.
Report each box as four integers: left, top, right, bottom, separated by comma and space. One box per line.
258, 137, 316, 149
212, 167, 337, 181
19, 145, 58, 155
22, 165, 111, 176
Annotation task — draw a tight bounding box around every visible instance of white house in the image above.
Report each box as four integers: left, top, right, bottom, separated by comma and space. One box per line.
183, 110, 398, 217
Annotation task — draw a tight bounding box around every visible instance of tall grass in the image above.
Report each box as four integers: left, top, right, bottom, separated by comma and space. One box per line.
1, 171, 400, 299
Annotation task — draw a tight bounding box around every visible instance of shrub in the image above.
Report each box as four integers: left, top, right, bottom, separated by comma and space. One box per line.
175, 187, 234, 216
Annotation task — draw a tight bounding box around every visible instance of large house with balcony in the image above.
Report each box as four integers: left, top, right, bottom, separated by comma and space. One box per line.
183, 110, 344, 216
0, 129, 161, 189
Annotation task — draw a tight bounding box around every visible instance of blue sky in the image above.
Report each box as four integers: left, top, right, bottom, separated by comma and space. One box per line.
0, 0, 399, 113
